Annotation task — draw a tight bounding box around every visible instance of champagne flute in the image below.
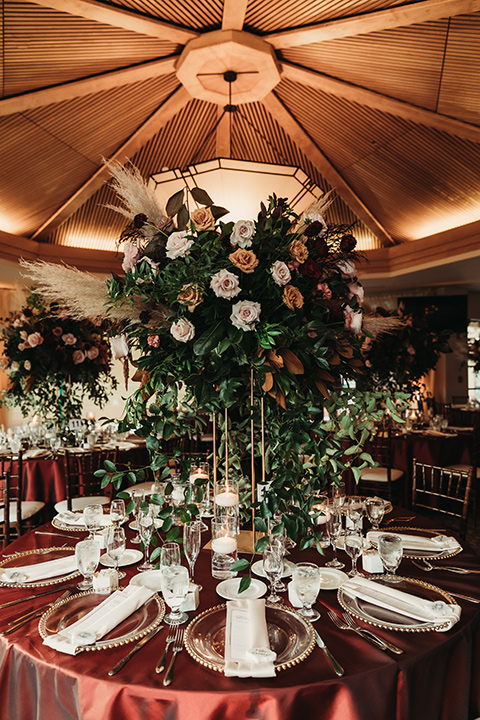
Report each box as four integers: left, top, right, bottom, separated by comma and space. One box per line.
161, 564, 190, 625
138, 505, 155, 571
83, 503, 104, 540
183, 520, 202, 589
130, 490, 145, 545
110, 499, 126, 527
106, 526, 126, 579
365, 497, 386, 531
377, 533, 403, 582
345, 531, 363, 577
269, 534, 287, 593
332, 481, 346, 509
263, 546, 283, 603
75, 538, 101, 590
325, 506, 345, 569
292, 563, 321, 621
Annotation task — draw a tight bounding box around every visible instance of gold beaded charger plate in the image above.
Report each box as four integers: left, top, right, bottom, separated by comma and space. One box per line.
38, 589, 165, 652
0, 547, 79, 588
338, 576, 457, 632
184, 602, 315, 673
372, 527, 462, 560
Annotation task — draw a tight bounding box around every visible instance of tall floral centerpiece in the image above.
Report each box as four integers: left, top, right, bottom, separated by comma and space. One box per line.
0, 292, 117, 425
22, 162, 407, 552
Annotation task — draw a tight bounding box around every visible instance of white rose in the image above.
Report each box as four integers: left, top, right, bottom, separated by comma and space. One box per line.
230, 300, 261, 332
270, 260, 291, 286
344, 306, 363, 335
24, 360, 31, 371
337, 259, 356, 277
210, 269, 241, 299
230, 220, 256, 248
10, 361, 20, 372
110, 334, 129, 359
170, 318, 195, 343
165, 231, 194, 260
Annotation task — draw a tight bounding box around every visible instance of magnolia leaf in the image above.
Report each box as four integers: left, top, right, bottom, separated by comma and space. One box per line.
191, 187, 213, 206
328, 351, 341, 366
262, 371, 274, 392
314, 379, 331, 399
316, 368, 336, 383
211, 205, 229, 220
165, 189, 185, 217
278, 348, 304, 374
177, 204, 189, 230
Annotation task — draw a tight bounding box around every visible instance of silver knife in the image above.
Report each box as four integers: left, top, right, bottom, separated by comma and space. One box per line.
315, 631, 344, 676
108, 624, 163, 676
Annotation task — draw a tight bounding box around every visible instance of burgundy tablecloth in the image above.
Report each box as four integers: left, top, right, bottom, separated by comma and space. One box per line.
0, 510, 479, 720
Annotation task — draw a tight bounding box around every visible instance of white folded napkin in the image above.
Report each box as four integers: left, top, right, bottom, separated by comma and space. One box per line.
43, 585, 155, 654
224, 598, 276, 677
0, 554, 78, 583
367, 531, 462, 554
55, 511, 113, 528
342, 575, 461, 631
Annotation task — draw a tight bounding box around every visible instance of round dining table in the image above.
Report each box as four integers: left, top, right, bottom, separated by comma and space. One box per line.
0, 508, 479, 720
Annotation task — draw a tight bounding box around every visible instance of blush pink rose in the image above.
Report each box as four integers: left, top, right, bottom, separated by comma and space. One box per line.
166, 231, 194, 260
170, 318, 195, 343
270, 261, 291, 286
230, 300, 261, 332
85, 347, 99, 360
210, 269, 241, 299
62, 333, 77, 345
316, 282, 332, 299
27, 332, 43, 348
344, 306, 363, 334
72, 350, 85, 364
348, 281, 365, 305
122, 242, 141, 272
230, 220, 255, 248
147, 335, 160, 348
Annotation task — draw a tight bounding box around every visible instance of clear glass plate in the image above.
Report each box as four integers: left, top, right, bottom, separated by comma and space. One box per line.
0, 546, 79, 588
38, 589, 164, 652
338, 576, 457, 632
184, 603, 315, 672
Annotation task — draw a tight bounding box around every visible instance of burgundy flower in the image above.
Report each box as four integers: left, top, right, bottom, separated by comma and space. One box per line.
133, 213, 147, 228
304, 221, 324, 238
313, 238, 328, 258
300, 259, 321, 281
340, 234, 357, 252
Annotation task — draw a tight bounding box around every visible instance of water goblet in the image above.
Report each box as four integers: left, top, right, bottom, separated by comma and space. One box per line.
377, 533, 403, 583
160, 541, 182, 569
347, 496, 364, 531
75, 538, 101, 590
183, 520, 202, 589
345, 531, 364, 577
263, 546, 284, 603
83, 503, 104, 540
325, 507, 345, 569
138, 505, 155, 571
130, 490, 145, 545
365, 497, 385, 531
292, 563, 321, 621
161, 564, 190, 625
106, 526, 126, 579
110, 498, 126, 527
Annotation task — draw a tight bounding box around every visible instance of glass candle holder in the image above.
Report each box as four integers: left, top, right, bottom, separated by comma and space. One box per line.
211, 517, 238, 579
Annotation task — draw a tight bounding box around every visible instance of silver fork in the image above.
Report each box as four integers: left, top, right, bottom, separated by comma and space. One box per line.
414, 558, 480, 575
163, 627, 184, 687
383, 517, 415, 525
155, 623, 179, 674
327, 610, 389, 652
342, 612, 403, 654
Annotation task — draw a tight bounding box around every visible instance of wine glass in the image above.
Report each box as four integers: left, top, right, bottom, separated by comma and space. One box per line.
183, 520, 202, 589
325, 506, 345, 569
75, 538, 101, 590
377, 533, 403, 583
263, 546, 284, 603
345, 531, 363, 577
331, 481, 346, 509
347, 496, 364, 531
106, 526, 126, 579
365, 497, 386, 531
161, 564, 190, 625
130, 490, 145, 545
292, 563, 321, 621
137, 505, 155, 572
110, 498, 126, 527
83, 503, 104, 540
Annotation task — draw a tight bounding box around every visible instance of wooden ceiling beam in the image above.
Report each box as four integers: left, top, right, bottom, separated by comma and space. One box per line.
222, 0, 249, 30
261, 92, 395, 246
0, 57, 178, 117
282, 62, 480, 144
29, 0, 198, 43
215, 108, 231, 157
267, 0, 480, 48
31, 86, 192, 241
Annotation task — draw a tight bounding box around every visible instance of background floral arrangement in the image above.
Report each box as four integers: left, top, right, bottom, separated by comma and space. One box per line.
0, 292, 117, 423
22, 161, 407, 551
468, 338, 480, 374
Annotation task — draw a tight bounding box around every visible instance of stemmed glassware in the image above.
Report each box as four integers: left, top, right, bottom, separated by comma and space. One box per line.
110, 499, 126, 527
347, 497, 364, 531
83, 503, 104, 540
160, 542, 182, 569
332, 481, 346, 509
75, 538, 101, 590
377, 533, 403, 582
262, 546, 284, 603
365, 497, 386, 531
183, 520, 202, 589
106, 526, 126, 579
161, 564, 190, 625
345, 531, 363, 577
130, 490, 145, 545
292, 563, 321, 621
325, 506, 345, 569
138, 505, 155, 572
269, 533, 287, 593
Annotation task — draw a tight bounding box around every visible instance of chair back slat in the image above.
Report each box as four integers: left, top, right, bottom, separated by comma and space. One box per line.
0, 453, 23, 546
64, 449, 117, 511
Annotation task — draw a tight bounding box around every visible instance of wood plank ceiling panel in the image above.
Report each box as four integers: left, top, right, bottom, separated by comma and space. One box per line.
3, 1, 179, 97
245, 0, 405, 32
276, 77, 480, 242
437, 14, 480, 123
280, 20, 448, 112
110, 0, 223, 29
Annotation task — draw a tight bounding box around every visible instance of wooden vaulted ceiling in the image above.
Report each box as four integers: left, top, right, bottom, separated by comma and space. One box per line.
0, 0, 480, 285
